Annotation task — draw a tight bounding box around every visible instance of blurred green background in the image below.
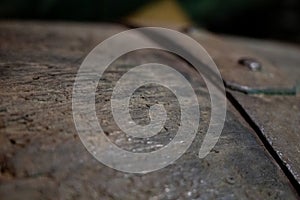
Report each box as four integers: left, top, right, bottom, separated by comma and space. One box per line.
0, 0, 299, 42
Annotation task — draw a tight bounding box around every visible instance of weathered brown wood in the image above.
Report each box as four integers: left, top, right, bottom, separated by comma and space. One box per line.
187, 28, 296, 94
186, 29, 300, 194
0, 21, 298, 199
230, 93, 300, 185
216, 36, 300, 186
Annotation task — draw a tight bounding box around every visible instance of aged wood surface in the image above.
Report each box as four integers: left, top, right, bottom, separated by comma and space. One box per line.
213, 36, 300, 186
186, 29, 296, 94
230, 93, 300, 186
0, 21, 298, 199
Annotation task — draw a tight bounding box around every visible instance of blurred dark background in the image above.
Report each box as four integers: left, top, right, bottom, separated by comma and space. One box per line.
0, 0, 300, 42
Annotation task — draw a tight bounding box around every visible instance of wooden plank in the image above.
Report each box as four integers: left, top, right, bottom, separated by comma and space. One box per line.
188, 28, 300, 191
230, 92, 300, 186
0, 21, 298, 199
218, 36, 300, 186
186, 28, 296, 94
